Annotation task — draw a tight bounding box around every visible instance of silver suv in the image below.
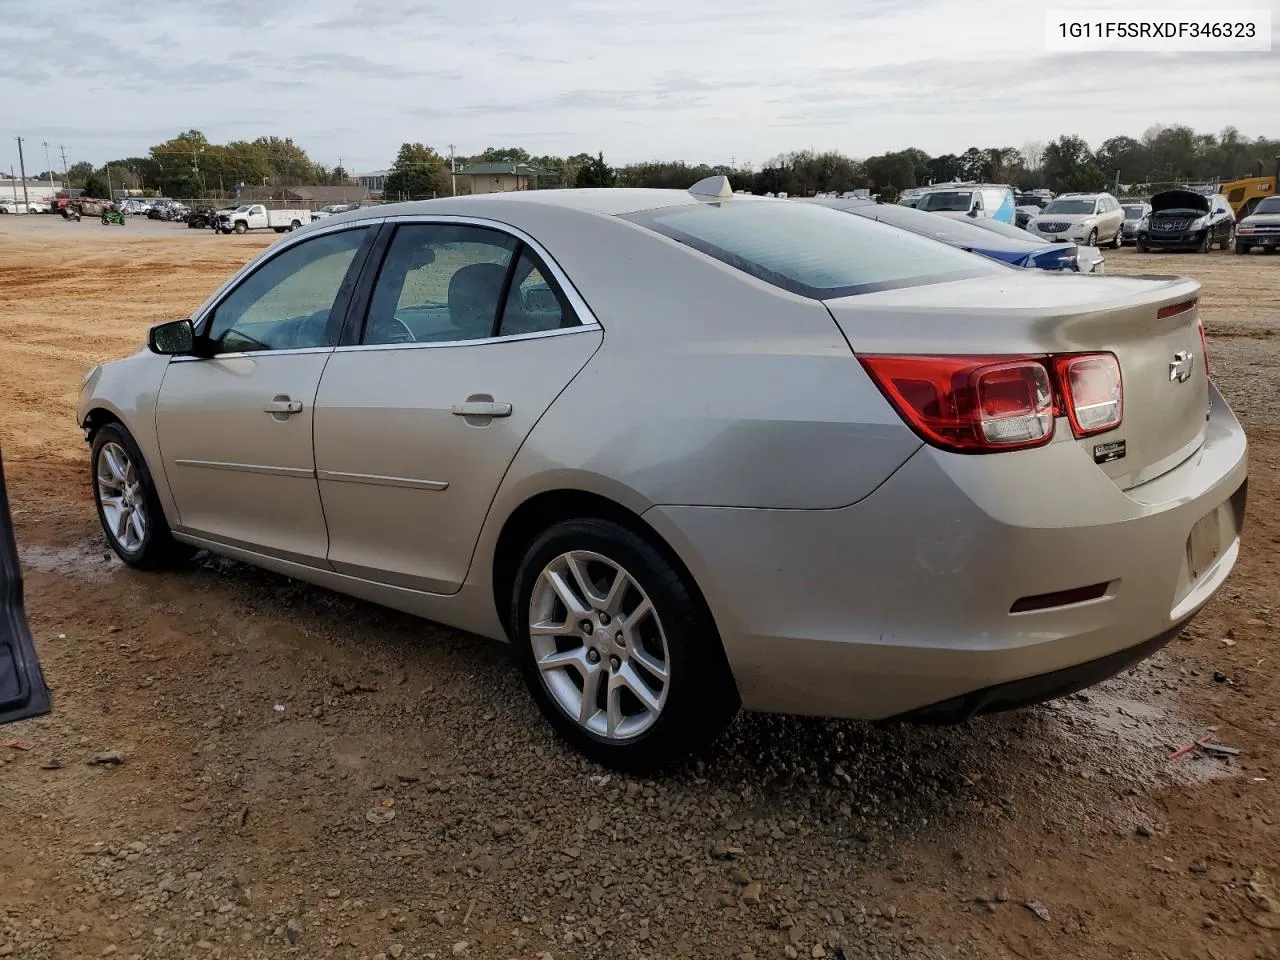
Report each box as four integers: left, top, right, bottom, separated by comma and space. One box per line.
1028, 192, 1125, 248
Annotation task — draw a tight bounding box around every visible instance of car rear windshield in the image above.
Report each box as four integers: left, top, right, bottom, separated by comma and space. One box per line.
1042, 199, 1095, 215
1254, 197, 1280, 214
621, 200, 1002, 299
916, 191, 973, 212
1123, 205, 1146, 218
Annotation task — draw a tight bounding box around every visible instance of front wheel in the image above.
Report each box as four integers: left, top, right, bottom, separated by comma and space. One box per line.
1236, 239, 1251, 255
233, 221, 248, 235
1110, 227, 1122, 249
510, 518, 739, 771
1087, 228, 1098, 246
1135, 239, 1148, 253
1200, 230, 1214, 253
90, 423, 194, 570
100, 215, 109, 225
1220, 227, 1233, 251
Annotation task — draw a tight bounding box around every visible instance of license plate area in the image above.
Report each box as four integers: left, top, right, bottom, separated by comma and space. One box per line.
1186, 510, 1222, 583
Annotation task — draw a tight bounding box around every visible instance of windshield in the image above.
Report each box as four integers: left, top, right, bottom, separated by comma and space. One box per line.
1042, 199, 1097, 215
1253, 197, 1280, 215
622, 200, 1002, 299
917, 191, 974, 212
235, 205, 252, 213
1122, 205, 1147, 219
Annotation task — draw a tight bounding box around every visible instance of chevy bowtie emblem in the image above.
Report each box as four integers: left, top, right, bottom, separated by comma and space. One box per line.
1169, 350, 1194, 383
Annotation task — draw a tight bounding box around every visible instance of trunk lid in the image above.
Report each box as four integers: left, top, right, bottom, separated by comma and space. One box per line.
825, 272, 1208, 490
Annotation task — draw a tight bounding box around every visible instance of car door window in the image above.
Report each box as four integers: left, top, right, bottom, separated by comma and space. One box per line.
498, 250, 578, 337
206, 228, 369, 355
363, 224, 519, 345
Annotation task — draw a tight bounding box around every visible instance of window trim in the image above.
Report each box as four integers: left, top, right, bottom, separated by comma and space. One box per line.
337, 214, 600, 353
180, 220, 382, 362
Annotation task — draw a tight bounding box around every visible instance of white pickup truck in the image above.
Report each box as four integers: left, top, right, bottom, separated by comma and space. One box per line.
217, 204, 313, 235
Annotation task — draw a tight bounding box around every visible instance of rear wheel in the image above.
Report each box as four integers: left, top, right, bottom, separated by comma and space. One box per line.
90, 423, 194, 570
290, 220, 301, 231
510, 517, 738, 771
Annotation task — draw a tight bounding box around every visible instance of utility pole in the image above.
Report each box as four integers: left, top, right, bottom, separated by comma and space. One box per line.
59, 145, 70, 193
15, 137, 30, 210
448, 144, 456, 196
105, 162, 113, 201
42, 141, 56, 194
9, 167, 18, 205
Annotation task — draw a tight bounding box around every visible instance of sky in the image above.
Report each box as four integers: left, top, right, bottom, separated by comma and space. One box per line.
1, 0, 1277, 175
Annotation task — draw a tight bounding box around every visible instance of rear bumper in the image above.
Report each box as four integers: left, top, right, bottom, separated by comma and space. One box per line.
644, 385, 1248, 720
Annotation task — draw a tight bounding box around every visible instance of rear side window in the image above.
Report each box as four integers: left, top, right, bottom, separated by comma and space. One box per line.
621, 201, 1001, 299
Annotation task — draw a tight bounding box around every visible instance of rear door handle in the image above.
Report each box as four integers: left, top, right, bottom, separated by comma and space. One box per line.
264, 398, 303, 415
451, 401, 512, 418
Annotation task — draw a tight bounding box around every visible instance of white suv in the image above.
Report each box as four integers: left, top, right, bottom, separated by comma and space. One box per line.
1028, 193, 1125, 249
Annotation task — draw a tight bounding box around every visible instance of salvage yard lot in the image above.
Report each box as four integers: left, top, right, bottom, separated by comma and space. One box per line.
0, 215, 1278, 960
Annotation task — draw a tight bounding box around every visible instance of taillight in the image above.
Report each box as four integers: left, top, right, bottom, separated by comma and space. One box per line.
1157, 297, 1197, 320
861, 352, 1126, 454
859, 355, 1055, 453
1196, 320, 1210, 377
1052, 353, 1123, 436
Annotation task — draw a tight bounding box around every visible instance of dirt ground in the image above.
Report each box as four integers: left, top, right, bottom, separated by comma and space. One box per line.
1, 216, 1277, 960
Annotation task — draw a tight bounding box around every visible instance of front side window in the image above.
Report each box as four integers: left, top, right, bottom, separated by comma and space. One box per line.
623, 200, 1002, 300
363, 224, 518, 345
205, 228, 369, 354
918, 190, 974, 213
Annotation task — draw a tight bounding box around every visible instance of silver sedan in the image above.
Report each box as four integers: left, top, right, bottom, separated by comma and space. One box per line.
77, 179, 1248, 769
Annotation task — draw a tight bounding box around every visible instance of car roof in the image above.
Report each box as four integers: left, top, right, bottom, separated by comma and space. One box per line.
322, 188, 723, 230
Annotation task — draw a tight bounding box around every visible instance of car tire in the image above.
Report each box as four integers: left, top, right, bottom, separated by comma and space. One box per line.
1220, 228, 1233, 251
290, 220, 302, 231
1235, 239, 1250, 255
1135, 239, 1148, 253
1110, 227, 1122, 249
90, 423, 195, 571
1087, 228, 1098, 246
233, 221, 248, 235
1200, 230, 1214, 253
509, 517, 739, 771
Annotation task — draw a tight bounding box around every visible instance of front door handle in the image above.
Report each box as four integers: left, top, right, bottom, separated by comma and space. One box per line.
264, 397, 303, 415
451, 400, 512, 418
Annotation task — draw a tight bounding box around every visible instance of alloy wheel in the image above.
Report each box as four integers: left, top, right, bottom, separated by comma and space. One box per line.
96, 441, 147, 554
528, 550, 671, 740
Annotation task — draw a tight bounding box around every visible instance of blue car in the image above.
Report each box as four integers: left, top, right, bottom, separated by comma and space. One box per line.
804, 198, 1086, 272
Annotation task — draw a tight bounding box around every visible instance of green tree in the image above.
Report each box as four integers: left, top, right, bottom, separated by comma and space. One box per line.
383, 142, 451, 199
66, 161, 95, 187
574, 152, 616, 188
477, 146, 531, 163
81, 173, 109, 198
1042, 135, 1105, 192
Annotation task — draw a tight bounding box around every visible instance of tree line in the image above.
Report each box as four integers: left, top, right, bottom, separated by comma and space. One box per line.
44, 125, 1280, 201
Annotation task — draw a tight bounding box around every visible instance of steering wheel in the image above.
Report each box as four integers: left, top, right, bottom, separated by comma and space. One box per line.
378, 315, 417, 344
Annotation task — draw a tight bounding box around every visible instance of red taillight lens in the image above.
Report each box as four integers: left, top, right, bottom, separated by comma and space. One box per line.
1157, 297, 1198, 320
859, 355, 1055, 453
1052, 353, 1123, 437
1196, 320, 1210, 377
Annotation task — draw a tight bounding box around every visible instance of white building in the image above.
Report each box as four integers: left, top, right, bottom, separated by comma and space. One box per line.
354, 170, 389, 196
1, 177, 66, 205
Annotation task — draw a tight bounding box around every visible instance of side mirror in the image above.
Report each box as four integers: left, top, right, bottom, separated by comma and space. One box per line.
148, 318, 196, 355
967, 208, 980, 217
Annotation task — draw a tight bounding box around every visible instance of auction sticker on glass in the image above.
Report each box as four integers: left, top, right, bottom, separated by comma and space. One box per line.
1045, 9, 1271, 51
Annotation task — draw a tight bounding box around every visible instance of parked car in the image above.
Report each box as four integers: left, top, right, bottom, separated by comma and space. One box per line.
804, 197, 1086, 272
915, 184, 1017, 223
1234, 194, 1280, 254
1119, 201, 1152, 245
1027, 193, 1125, 248
313, 204, 356, 220
1014, 205, 1041, 229
76, 182, 1248, 769
216, 204, 312, 234
186, 207, 219, 229
963, 216, 1106, 274
0, 200, 31, 214
1136, 191, 1236, 253
0, 452, 52, 727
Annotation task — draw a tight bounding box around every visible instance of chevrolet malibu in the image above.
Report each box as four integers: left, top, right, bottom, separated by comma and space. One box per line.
77, 179, 1248, 769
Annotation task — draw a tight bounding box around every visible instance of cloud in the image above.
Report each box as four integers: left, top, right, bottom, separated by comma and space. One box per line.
1, 0, 1276, 172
